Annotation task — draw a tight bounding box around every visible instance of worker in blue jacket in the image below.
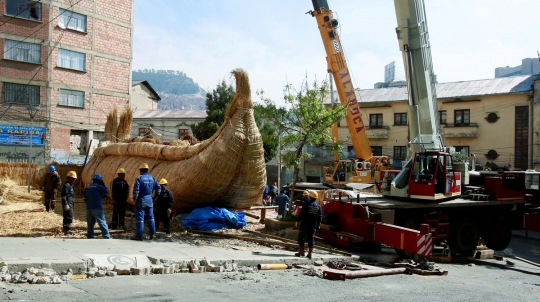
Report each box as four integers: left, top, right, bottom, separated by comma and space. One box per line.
275, 190, 290, 217
83, 174, 110, 239
131, 163, 160, 241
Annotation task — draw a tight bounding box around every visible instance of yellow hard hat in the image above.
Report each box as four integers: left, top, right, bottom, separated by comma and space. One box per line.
159, 178, 168, 185
303, 190, 309, 196
139, 163, 149, 169
66, 171, 77, 179
116, 168, 126, 174
309, 191, 318, 199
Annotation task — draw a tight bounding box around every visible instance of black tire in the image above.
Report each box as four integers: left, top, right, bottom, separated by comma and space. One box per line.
482, 216, 512, 251
394, 216, 420, 258
450, 217, 480, 256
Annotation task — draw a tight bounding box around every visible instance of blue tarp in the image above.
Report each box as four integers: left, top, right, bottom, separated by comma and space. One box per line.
182, 207, 246, 231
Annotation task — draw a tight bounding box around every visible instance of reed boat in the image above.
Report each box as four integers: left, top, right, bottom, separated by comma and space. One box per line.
81, 69, 267, 213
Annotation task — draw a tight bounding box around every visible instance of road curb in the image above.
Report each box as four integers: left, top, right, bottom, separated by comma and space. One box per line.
2, 258, 88, 274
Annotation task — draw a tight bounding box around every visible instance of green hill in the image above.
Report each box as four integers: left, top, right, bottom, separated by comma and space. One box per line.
132, 69, 206, 110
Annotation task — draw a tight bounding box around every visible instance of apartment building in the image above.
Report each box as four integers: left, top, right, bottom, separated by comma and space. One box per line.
0, 0, 133, 164
302, 75, 540, 181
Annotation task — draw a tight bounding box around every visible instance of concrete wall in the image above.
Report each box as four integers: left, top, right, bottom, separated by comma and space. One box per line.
533, 80, 540, 170
131, 118, 204, 142
131, 84, 159, 111
495, 57, 540, 78
302, 89, 537, 179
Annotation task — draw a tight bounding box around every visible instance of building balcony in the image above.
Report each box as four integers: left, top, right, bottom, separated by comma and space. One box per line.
366, 125, 389, 139
442, 123, 479, 138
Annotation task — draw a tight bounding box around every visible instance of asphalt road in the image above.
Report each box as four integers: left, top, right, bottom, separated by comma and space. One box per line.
2, 236, 539, 302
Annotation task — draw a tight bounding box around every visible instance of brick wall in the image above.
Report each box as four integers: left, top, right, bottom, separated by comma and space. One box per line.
49, 88, 90, 125
51, 49, 92, 87
54, 0, 94, 13
52, 7, 93, 50
94, 19, 131, 59
0, 39, 48, 81
96, 0, 132, 24
93, 57, 130, 93
50, 127, 70, 152
0, 84, 47, 122
92, 93, 129, 125
0, 0, 50, 39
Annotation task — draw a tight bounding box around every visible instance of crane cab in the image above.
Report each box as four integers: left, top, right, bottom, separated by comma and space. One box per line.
408, 152, 461, 200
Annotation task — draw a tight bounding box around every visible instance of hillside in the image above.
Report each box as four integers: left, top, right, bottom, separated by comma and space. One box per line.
132, 69, 206, 110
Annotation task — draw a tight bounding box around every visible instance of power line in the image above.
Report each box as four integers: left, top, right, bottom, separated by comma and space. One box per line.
2, 0, 85, 56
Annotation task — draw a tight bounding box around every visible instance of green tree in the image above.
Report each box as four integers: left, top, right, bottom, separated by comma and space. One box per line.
254, 104, 278, 163
191, 80, 235, 140
258, 79, 345, 212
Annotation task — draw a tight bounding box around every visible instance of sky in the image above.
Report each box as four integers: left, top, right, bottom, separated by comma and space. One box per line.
132, 0, 540, 106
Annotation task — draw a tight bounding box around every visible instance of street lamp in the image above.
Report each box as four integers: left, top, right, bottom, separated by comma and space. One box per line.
26, 106, 39, 193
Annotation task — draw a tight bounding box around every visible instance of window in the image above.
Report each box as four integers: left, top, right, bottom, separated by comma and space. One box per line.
4, 40, 40, 63
58, 49, 86, 71
6, 0, 41, 21
394, 113, 407, 126
347, 145, 356, 158
393, 146, 407, 160
59, 89, 84, 107
138, 128, 151, 136
454, 109, 470, 126
179, 129, 189, 138
58, 8, 87, 32
438, 110, 447, 125
2, 82, 40, 104
454, 146, 469, 157
369, 114, 383, 128
371, 146, 382, 156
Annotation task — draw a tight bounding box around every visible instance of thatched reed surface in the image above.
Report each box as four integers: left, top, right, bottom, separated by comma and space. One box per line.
82, 69, 267, 213
0, 162, 41, 188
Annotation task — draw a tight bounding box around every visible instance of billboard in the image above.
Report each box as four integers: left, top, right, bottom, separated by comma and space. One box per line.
0, 124, 45, 146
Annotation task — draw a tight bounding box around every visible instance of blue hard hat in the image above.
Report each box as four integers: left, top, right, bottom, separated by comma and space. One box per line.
92, 174, 103, 181
48, 166, 56, 172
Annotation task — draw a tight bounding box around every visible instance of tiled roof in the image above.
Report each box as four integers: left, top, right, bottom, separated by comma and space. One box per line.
326, 74, 539, 103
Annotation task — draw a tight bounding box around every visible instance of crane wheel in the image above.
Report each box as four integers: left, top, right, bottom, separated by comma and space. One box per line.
481, 215, 512, 251
449, 217, 480, 256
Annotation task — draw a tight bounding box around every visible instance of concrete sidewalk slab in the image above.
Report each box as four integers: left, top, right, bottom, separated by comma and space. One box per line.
0, 237, 390, 273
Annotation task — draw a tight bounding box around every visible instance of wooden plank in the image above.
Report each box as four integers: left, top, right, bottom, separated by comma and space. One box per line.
514, 256, 540, 268
244, 212, 260, 220
242, 230, 352, 257
249, 206, 278, 210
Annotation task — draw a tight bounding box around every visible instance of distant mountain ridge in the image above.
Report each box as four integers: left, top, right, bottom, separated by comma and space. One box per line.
132, 69, 206, 110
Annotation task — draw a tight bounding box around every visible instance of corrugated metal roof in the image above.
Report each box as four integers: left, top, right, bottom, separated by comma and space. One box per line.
133, 110, 207, 119
326, 74, 539, 104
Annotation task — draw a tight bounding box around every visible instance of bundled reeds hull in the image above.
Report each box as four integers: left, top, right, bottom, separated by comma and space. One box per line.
81, 69, 267, 213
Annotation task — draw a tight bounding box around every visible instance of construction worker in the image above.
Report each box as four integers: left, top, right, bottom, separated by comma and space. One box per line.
154, 178, 174, 235
111, 168, 129, 230
83, 174, 110, 239
61, 171, 77, 235
294, 190, 310, 216
295, 190, 322, 259
43, 165, 61, 212
131, 163, 160, 241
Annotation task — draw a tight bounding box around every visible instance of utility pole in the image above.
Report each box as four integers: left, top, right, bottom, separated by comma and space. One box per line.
26, 106, 39, 193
